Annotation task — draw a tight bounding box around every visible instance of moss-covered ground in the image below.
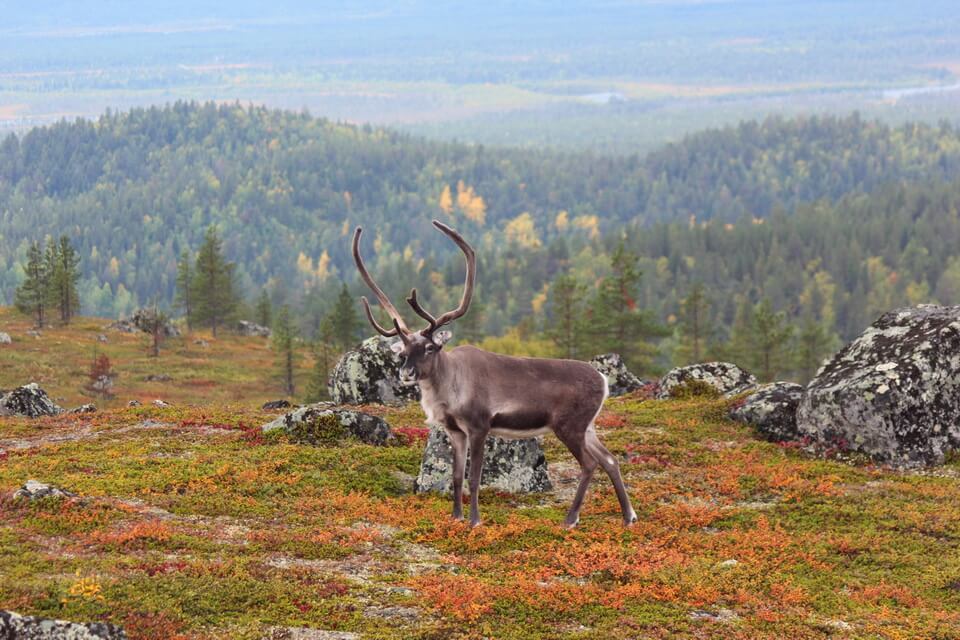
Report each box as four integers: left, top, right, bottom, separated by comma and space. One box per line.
0, 307, 312, 409
2, 390, 960, 639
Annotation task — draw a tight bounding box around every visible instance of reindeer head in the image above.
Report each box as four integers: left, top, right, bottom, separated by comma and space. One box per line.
352, 220, 475, 384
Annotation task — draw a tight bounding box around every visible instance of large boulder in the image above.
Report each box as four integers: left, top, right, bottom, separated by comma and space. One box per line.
263, 404, 393, 446
0, 611, 126, 639
415, 426, 552, 494
797, 305, 960, 468
657, 362, 757, 399
107, 308, 180, 337
729, 382, 804, 442
588, 353, 646, 397
0, 383, 63, 417
0, 332, 11, 345
237, 320, 272, 338
329, 336, 420, 405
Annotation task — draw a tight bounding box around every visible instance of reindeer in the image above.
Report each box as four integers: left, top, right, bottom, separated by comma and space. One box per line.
352, 220, 638, 528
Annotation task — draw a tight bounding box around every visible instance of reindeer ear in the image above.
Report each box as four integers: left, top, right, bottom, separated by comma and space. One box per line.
390, 340, 405, 354
433, 330, 453, 346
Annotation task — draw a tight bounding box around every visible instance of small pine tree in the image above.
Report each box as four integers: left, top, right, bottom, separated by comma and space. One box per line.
546, 272, 586, 359
305, 316, 336, 402
587, 242, 668, 373
142, 301, 170, 358
674, 282, 713, 365
255, 289, 273, 328
192, 227, 238, 337
14, 241, 52, 328
272, 305, 299, 396
174, 249, 194, 331
330, 282, 360, 350
794, 316, 836, 384
51, 235, 81, 324
750, 298, 795, 382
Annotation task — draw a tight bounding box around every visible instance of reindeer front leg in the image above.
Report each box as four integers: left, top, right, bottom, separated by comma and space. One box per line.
467, 430, 488, 527
446, 426, 467, 521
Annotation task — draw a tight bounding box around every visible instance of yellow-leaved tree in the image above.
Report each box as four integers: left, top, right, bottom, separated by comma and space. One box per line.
504, 212, 541, 249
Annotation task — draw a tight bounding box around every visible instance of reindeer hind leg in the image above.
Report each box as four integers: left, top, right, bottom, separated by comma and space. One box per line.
585, 427, 638, 525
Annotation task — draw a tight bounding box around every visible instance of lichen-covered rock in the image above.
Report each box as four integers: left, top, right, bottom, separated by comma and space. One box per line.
729, 382, 804, 442
0, 610, 126, 639
657, 362, 757, 399
588, 353, 646, 397
0, 383, 63, 417
69, 404, 98, 414
237, 320, 272, 338
0, 332, 11, 344
329, 336, 420, 405
263, 404, 393, 446
797, 304, 960, 468
107, 308, 180, 337
13, 480, 77, 501
414, 426, 552, 494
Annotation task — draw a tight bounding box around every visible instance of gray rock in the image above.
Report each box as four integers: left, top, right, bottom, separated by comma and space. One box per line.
797, 304, 960, 467
262, 629, 358, 640
657, 362, 757, 399
193, 339, 209, 348
415, 425, 552, 494
144, 374, 172, 382
13, 480, 77, 501
152, 399, 171, 408
588, 353, 646, 397
90, 375, 114, 395
237, 320, 272, 338
263, 404, 393, 446
0, 332, 11, 345
96, 334, 109, 343
69, 404, 98, 414
0, 611, 125, 639
0, 383, 63, 417
127, 400, 142, 407
329, 336, 420, 405
26, 329, 42, 338
107, 308, 180, 338
262, 399, 292, 410
729, 382, 804, 442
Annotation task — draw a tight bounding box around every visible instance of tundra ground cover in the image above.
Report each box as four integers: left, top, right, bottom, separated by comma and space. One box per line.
2, 392, 960, 639
0, 308, 312, 409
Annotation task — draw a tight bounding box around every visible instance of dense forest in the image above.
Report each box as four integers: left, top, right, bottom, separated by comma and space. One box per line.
2, 102, 960, 377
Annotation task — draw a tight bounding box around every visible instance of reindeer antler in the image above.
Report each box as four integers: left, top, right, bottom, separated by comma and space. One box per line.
353, 227, 412, 337
353, 221, 475, 339
429, 220, 476, 329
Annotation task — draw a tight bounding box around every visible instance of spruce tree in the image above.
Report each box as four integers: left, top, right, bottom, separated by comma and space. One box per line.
675, 282, 712, 365
794, 316, 836, 384
272, 305, 298, 396
143, 300, 170, 358
330, 282, 360, 350
52, 236, 81, 324
14, 241, 52, 328
191, 227, 238, 337
305, 316, 336, 402
255, 289, 273, 328
588, 242, 668, 373
174, 249, 195, 331
750, 298, 794, 382
546, 272, 586, 359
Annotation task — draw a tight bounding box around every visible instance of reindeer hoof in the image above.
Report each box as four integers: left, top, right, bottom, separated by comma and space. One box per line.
623, 513, 638, 527
564, 517, 580, 529
469, 518, 482, 528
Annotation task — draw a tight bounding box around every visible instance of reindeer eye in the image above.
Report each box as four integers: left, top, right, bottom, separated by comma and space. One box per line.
425, 345, 437, 354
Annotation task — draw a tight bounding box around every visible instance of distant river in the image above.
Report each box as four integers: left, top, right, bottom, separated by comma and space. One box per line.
882, 83, 960, 100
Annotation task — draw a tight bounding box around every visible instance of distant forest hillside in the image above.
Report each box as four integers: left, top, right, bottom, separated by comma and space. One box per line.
1, 103, 960, 352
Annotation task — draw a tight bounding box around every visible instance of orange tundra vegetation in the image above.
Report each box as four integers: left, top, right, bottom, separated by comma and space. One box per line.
2, 371, 960, 637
